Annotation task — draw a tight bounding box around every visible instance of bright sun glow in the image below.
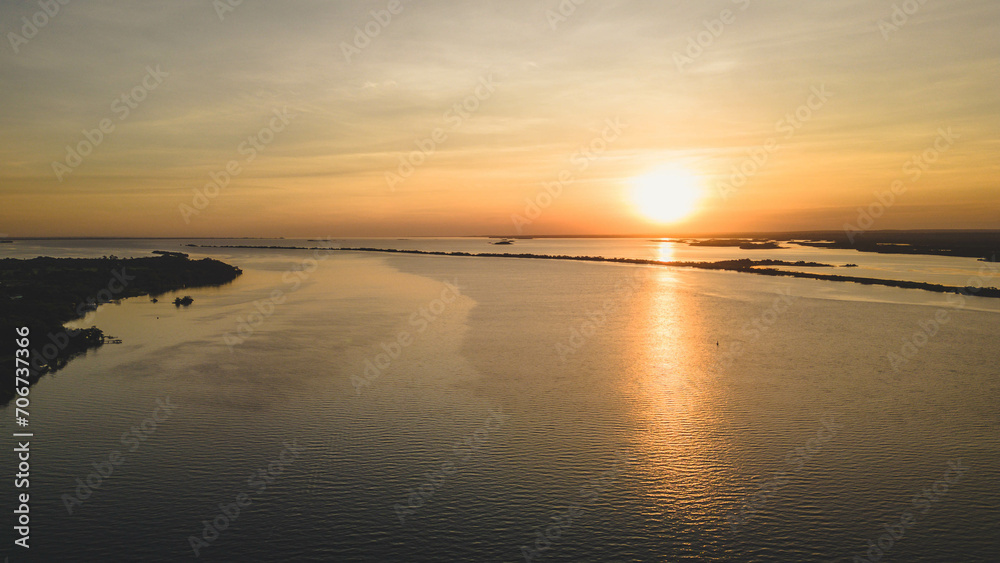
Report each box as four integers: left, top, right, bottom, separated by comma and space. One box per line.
631, 166, 704, 223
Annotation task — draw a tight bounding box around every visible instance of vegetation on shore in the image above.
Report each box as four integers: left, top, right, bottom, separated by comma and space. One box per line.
689, 239, 786, 250
1, 253, 242, 405
689, 231, 998, 262
523, 231, 1000, 262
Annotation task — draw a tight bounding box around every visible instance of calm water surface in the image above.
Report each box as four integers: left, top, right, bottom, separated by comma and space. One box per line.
1, 239, 998, 561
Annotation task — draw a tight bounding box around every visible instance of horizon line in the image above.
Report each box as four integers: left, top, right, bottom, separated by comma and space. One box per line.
4, 228, 1000, 241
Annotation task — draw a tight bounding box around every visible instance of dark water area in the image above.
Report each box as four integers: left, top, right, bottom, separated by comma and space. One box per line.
1, 240, 997, 561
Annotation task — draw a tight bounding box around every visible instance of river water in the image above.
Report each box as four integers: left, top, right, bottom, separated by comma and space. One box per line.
1, 238, 998, 561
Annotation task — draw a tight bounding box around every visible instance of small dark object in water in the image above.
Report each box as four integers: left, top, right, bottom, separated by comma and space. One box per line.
173, 296, 194, 307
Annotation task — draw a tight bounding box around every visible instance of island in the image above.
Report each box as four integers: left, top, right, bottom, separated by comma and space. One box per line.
495, 231, 999, 262
1, 253, 242, 405
685, 230, 998, 262
188, 243, 1000, 300
689, 239, 785, 250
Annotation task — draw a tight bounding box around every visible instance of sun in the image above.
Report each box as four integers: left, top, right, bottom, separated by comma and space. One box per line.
631, 166, 704, 223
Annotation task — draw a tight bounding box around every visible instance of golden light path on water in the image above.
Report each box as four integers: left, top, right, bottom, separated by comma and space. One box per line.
622, 265, 739, 544
653, 240, 676, 263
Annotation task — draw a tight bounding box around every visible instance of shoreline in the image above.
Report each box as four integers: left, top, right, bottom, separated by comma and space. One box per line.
1, 253, 243, 405
190, 244, 1000, 299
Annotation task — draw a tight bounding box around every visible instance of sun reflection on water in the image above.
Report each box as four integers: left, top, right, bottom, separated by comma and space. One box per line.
622, 266, 737, 530
650, 240, 676, 263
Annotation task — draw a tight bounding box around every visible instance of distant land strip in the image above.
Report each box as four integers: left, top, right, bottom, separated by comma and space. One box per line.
191, 244, 1000, 299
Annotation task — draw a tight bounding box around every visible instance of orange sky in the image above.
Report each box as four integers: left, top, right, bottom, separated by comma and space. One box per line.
1, 1, 998, 237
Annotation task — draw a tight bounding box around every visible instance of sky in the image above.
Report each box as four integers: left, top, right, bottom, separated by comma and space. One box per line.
1, 0, 997, 237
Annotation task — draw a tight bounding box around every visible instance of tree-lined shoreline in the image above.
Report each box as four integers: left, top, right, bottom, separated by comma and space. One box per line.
190, 244, 1000, 299
1, 253, 242, 405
